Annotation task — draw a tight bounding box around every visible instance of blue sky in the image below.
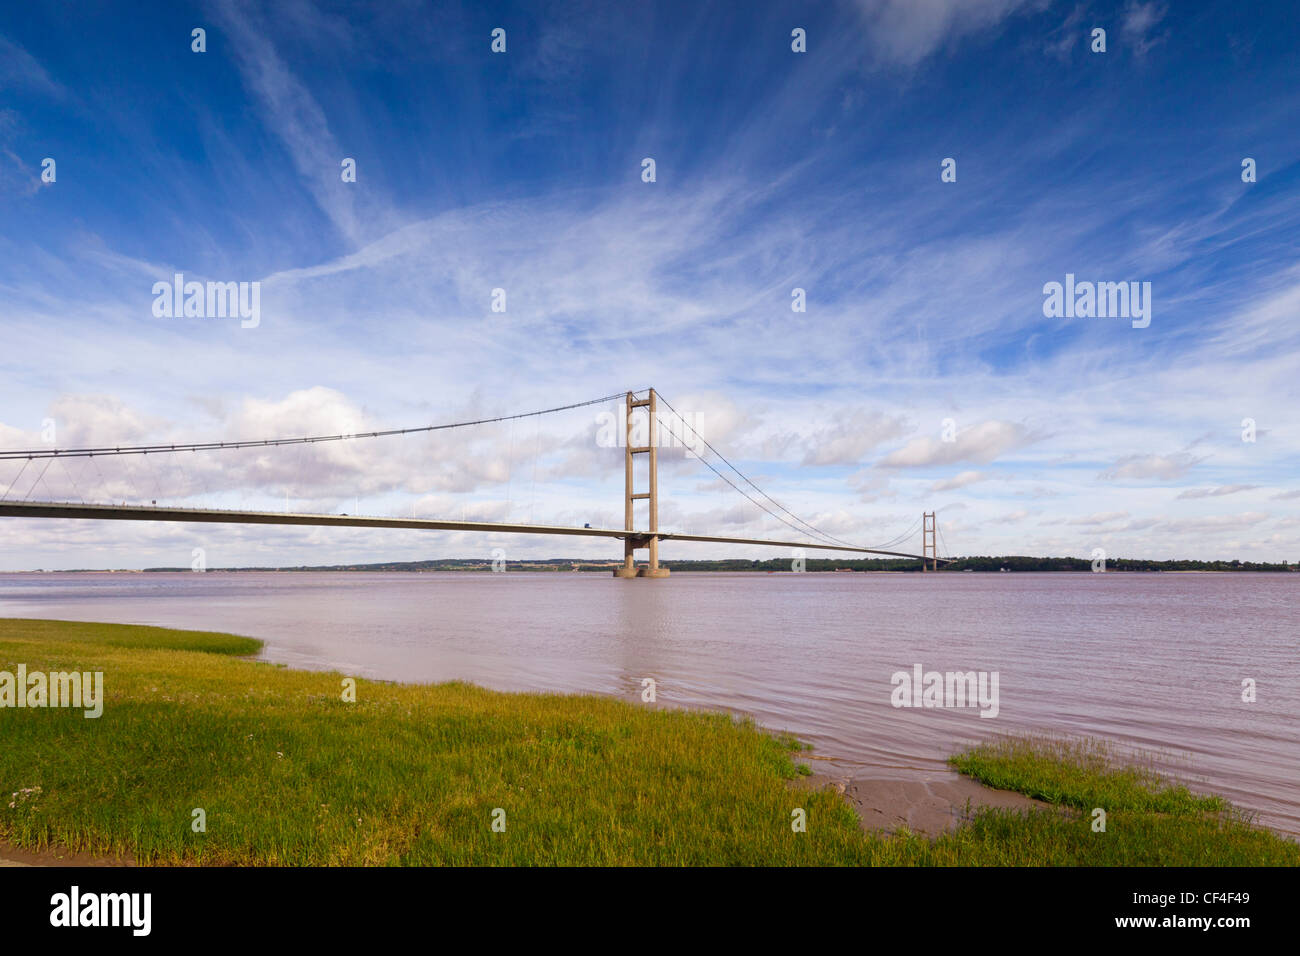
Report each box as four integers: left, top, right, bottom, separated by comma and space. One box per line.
1, 0, 1298, 569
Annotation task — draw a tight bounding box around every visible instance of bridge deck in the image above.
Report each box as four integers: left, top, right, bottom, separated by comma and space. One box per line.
0, 501, 950, 563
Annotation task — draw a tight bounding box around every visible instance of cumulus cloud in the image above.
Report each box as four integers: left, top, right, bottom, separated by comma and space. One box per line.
0, 388, 623, 510
800, 408, 909, 466
880, 420, 1030, 468
43, 394, 164, 448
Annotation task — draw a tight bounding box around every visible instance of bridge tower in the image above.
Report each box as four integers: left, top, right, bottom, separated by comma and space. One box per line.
922, 511, 937, 572
613, 388, 670, 578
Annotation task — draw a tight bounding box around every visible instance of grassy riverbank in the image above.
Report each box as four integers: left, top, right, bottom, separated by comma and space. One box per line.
1, 618, 1295, 865
947, 736, 1297, 865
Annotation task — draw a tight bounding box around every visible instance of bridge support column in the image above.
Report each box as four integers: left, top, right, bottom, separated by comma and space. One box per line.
613, 388, 669, 578
922, 511, 937, 572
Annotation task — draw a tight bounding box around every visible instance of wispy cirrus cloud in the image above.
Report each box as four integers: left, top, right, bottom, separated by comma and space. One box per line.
208, 0, 375, 244
1176, 484, 1256, 499
1121, 1, 1168, 56
1100, 452, 1206, 481
929, 470, 990, 492
1068, 511, 1129, 526
0, 33, 64, 96
850, 0, 1049, 66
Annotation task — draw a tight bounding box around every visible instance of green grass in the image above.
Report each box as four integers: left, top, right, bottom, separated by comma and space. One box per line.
949, 735, 1227, 814
945, 735, 1299, 865
1, 618, 1295, 866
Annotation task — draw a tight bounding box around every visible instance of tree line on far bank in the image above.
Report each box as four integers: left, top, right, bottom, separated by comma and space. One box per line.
136, 556, 1298, 573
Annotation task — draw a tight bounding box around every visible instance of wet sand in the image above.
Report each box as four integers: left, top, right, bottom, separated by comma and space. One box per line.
800, 770, 1050, 837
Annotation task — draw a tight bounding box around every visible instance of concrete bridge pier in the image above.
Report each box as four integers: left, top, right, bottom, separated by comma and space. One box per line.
613, 389, 669, 578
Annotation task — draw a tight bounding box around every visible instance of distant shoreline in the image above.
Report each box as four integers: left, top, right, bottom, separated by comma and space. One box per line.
3, 564, 1297, 575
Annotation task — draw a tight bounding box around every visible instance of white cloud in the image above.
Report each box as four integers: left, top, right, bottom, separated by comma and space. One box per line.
1121, 1, 1167, 56
1042, 3, 1088, 60
800, 408, 909, 466
1176, 485, 1256, 499
4, 22, 1300, 567
852, 0, 1047, 66
1101, 452, 1204, 481
881, 420, 1030, 468
929, 470, 988, 491
0, 34, 64, 96
1153, 512, 1270, 535
1067, 511, 1129, 526
210, 1, 371, 243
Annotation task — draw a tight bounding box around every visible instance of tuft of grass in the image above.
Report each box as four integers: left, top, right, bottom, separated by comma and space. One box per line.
2, 619, 1295, 866
941, 734, 1299, 866
949, 735, 1226, 814
920, 802, 1299, 866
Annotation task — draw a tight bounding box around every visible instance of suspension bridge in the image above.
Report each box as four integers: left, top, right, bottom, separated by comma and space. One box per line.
0, 389, 954, 575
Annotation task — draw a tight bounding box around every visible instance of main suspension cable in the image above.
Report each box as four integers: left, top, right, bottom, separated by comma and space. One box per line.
0, 392, 629, 461
654, 414, 841, 548
655, 391, 926, 555
654, 393, 861, 550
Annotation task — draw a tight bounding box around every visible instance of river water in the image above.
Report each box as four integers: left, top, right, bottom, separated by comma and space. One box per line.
1, 570, 1295, 836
